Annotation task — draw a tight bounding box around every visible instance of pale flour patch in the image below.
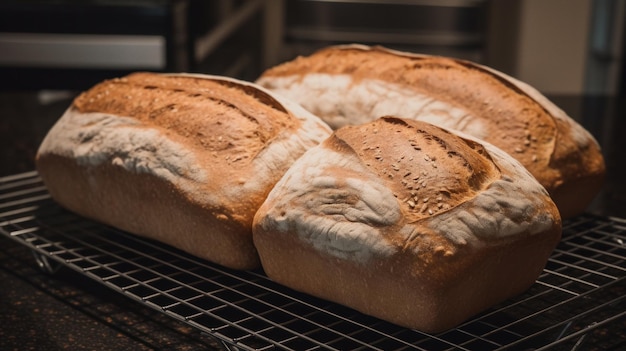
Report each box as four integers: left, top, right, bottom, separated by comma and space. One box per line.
257, 128, 556, 263
257, 74, 488, 140
38, 108, 208, 195
258, 145, 400, 263
424, 134, 554, 247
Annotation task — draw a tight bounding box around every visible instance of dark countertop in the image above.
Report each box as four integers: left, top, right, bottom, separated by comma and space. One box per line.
1, 92, 625, 350
0, 240, 222, 351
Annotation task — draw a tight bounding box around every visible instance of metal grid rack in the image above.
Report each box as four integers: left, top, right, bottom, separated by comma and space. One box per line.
1, 171, 625, 351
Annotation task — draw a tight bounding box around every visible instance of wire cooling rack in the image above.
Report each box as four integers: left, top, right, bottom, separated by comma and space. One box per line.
1, 171, 625, 351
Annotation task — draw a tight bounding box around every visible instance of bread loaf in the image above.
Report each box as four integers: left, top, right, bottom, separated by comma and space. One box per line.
36, 72, 332, 270
256, 44, 605, 218
253, 117, 562, 332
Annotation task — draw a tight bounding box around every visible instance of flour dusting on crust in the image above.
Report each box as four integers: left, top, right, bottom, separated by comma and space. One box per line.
258, 74, 487, 139
39, 109, 208, 195
255, 119, 558, 264
258, 145, 400, 262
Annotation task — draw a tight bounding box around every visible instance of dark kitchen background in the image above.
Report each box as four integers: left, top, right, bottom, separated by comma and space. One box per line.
0, 0, 624, 94
1, 1, 625, 350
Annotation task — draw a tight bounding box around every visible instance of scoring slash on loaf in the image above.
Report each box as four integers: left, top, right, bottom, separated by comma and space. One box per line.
35, 72, 332, 270
256, 44, 606, 218
253, 117, 562, 333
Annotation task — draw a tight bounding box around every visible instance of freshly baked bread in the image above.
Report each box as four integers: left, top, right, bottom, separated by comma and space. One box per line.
253, 117, 562, 332
36, 72, 332, 270
256, 44, 605, 218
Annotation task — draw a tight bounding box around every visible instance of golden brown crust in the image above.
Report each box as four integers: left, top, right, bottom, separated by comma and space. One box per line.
36, 72, 332, 270
334, 117, 500, 223
37, 154, 259, 269
253, 117, 562, 332
258, 45, 606, 218
74, 72, 298, 169
263, 47, 558, 176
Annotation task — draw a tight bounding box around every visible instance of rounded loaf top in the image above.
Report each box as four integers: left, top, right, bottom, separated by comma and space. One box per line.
72, 72, 300, 169
255, 117, 561, 265
40, 72, 333, 229
35, 72, 333, 270
257, 44, 606, 218
252, 116, 563, 332
333, 116, 500, 223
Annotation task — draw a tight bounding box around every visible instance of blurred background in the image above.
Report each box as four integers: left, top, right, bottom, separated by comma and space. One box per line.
0, 0, 624, 96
